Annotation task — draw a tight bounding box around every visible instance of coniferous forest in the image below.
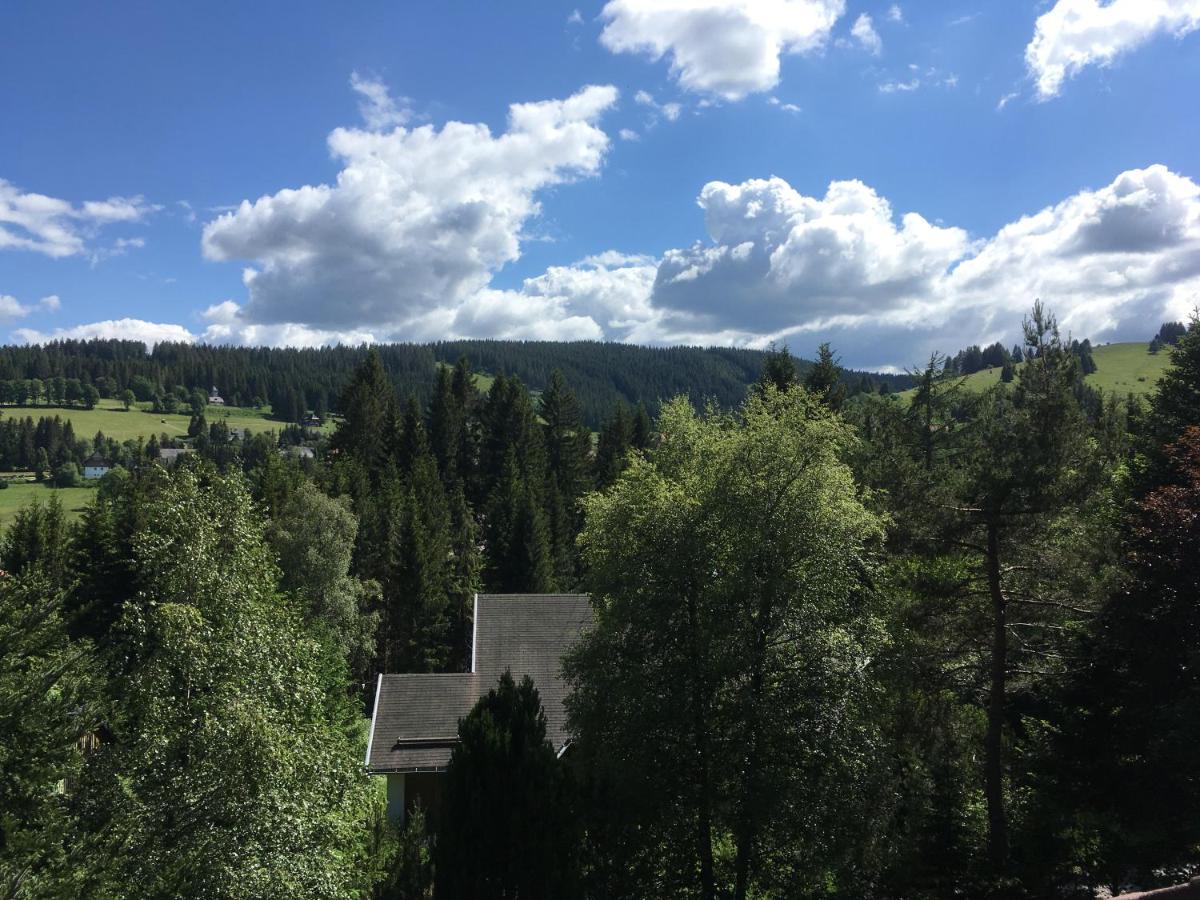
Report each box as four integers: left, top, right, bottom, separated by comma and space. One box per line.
2, 305, 1199, 898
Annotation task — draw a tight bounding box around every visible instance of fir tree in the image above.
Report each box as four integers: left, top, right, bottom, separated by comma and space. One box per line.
595, 403, 633, 489
804, 342, 846, 411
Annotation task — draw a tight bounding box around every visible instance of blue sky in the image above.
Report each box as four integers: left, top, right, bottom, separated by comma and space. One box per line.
2, 0, 1199, 368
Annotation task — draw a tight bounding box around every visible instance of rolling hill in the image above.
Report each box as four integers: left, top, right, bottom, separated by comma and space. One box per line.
898, 342, 1174, 401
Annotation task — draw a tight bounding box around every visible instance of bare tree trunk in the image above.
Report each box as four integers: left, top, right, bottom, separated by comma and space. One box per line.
984, 518, 1010, 872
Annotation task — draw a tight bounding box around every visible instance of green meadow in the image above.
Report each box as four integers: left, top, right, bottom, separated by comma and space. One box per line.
0, 478, 95, 528
0, 401, 306, 443
898, 342, 1173, 401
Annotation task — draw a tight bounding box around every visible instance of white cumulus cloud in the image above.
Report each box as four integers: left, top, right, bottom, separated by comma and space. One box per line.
202, 82, 619, 337
600, 0, 845, 99
0, 295, 33, 319
13, 318, 197, 348
851, 13, 882, 55
632, 164, 1200, 367
0, 179, 157, 258
1026, 0, 1200, 99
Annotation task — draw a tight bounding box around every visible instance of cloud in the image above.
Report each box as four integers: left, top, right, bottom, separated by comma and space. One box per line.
202, 82, 619, 336
650, 177, 971, 337
887, 4, 903, 23
599, 0, 845, 99
618, 164, 1200, 367
768, 96, 802, 113
35, 164, 1200, 365
634, 90, 683, 123
350, 71, 413, 130
619, 128, 641, 141
0, 295, 33, 319
996, 90, 1019, 111
567, 8, 584, 24
878, 66, 957, 94
13, 318, 197, 347
1026, 0, 1200, 99
851, 13, 882, 55
0, 179, 157, 258
0, 292, 58, 320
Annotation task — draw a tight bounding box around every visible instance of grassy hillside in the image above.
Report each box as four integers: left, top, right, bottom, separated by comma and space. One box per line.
0, 401, 318, 443
0, 478, 95, 527
899, 342, 1173, 401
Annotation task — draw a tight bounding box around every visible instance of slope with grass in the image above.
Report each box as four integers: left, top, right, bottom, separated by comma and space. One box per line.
0, 401, 320, 444
898, 342, 1173, 401
0, 478, 95, 527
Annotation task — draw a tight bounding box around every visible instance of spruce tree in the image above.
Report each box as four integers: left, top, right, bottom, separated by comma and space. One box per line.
755, 343, 798, 394
595, 403, 634, 489
484, 450, 554, 593
331, 350, 398, 476
539, 370, 593, 583
803, 342, 846, 410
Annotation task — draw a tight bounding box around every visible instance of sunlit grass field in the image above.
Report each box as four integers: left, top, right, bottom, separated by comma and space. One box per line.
0, 477, 95, 528
897, 342, 1173, 401
0, 401, 306, 443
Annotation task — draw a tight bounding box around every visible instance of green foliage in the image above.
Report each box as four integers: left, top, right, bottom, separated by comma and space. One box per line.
1, 495, 70, 590
0, 574, 97, 898
804, 342, 847, 410
567, 388, 888, 898
436, 671, 580, 900
373, 804, 434, 900
51, 462, 80, 488
267, 481, 380, 681
77, 468, 372, 898
754, 343, 798, 394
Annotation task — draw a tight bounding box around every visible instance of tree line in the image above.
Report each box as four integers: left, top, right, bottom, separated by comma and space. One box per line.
0, 338, 911, 428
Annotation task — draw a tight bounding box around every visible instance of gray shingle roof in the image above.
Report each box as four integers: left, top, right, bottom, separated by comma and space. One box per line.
365, 593, 593, 774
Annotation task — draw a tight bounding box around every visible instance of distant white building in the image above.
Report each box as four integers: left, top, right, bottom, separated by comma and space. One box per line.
208, 386, 225, 406
82, 453, 111, 479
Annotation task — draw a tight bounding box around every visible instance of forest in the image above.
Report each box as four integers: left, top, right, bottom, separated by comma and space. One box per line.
0, 338, 909, 429
1, 304, 1198, 899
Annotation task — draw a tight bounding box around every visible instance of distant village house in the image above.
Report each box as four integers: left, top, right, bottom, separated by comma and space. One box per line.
208, 386, 225, 406
82, 453, 111, 479
365, 593, 593, 824
158, 447, 192, 466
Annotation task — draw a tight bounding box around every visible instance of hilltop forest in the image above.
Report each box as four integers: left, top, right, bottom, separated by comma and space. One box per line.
1, 305, 1199, 898
0, 338, 910, 429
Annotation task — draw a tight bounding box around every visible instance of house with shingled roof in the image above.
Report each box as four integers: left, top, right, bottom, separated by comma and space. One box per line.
365, 593, 593, 823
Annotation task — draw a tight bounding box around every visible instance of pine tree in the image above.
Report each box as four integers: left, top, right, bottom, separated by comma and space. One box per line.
804, 342, 846, 410
397, 393, 427, 475
631, 402, 653, 451
595, 403, 633, 489
331, 350, 398, 476
373, 453, 456, 673
755, 343, 798, 394
484, 450, 554, 593
429, 365, 462, 486
539, 370, 593, 584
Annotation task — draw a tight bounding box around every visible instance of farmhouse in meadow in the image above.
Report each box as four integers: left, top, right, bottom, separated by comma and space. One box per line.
365, 593, 593, 823
82, 453, 111, 479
